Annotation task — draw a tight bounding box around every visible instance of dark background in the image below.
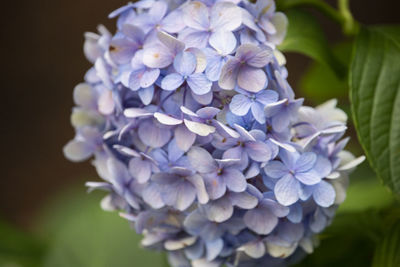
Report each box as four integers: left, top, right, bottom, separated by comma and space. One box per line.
1, 0, 399, 229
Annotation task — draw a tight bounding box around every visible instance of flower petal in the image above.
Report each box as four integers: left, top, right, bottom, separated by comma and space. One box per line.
237, 66, 267, 93
229, 94, 252, 116
264, 160, 288, 179
222, 168, 247, 193
174, 125, 196, 152
187, 73, 212, 95
184, 119, 216, 136
174, 51, 197, 76
210, 2, 242, 31
246, 141, 273, 162
143, 45, 173, 68
183, 1, 210, 30
209, 31, 237, 55
161, 73, 185, 91
244, 206, 278, 235
129, 157, 152, 183
274, 174, 300, 206
218, 59, 239, 90
313, 180, 335, 207
205, 197, 233, 222
187, 147, 218, 173
154, 112, 183, 125
138, 86, 155, 105
63, 140, 94, 162
138, 120, 171, 148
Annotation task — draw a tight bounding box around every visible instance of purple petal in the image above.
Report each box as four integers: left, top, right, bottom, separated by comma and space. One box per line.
233, 124, 256, 141
162, 9, 186, 33
183, 1, 209, 30
274, 174, 300, 206
205, 239, 224, 261
63, 140, 93, 162
205, 197, 233, 223
129, 157, 152, 183
157, 31, 185, 55
174, 51, 197, 76
222, 168, 247, 193
73, 83, 96, 109
184, 119, 216, 136
261, 198, 290, 217
124, 108, 153, 118
98, 90, 115, 115
313, 181, 335, 207
295, 171, 321, 186
164, 236, 197, 251
264, 160, 288, 178
264, 98, 286, 117
161, 73, 185, 91
196, 107, 220, 119
191, 89, 213, 105
244, 206, 278, 235
246, 141, 272, 162
203, 173, 227, 200
313, 156, 333, 178
246, 46, 273, 68
229, 94, 252, 116
218, 59, 239, 90
138, 86, 154, 105
143, 183, 165, 209
138, 120, 171, 148
187, 174, 209, 204
287, 203, 303, 223
143, 45, 173, 68
180, 29, 210, 48
242, 241, 266, 259
140, 68, 160, 88
238, 66, 267, 93
174, 125, 196, 152
154, 112, 183, 125
250, 102, 266, 124
162, 180, 196, 211
256, 90, 279, 105
205, 53, 224, 82
187, 147, 218, 173
187, 73, 212, 95
230, 191, 258, 209
209, 31, 236, 55
295, 152, 317, 172
210, 2, 242, 31
148, 1, 167, 21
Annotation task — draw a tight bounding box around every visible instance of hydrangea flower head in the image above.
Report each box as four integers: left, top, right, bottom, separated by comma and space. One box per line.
64, 0, 364, 266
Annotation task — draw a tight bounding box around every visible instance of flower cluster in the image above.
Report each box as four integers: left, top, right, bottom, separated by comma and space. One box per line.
64, 0, 364, 266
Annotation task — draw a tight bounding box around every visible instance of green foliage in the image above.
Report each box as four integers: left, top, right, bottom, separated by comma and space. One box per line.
299, 43, 351, 104
36, 188, 167, 267
372, 221, 400, 267
0, 220, 46, 267
349, 26, 400, 195
278, 9, 346, 78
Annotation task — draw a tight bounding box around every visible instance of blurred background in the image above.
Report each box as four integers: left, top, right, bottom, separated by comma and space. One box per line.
1, 0, 399, 266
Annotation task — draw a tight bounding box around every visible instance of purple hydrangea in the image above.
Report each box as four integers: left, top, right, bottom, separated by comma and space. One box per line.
64, 0, 364, 266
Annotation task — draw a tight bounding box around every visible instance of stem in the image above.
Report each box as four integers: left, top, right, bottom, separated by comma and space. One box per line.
338, 0, 359, 35
277, 0, 359, 36
279, 0, 342, 24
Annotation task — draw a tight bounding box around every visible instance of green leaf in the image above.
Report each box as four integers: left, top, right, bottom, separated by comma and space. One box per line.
278, 9, 346, 78
0, 220, 46, 267
372, 222, 400, 267
299, 42, 352, 103
36, 188, 167, 267
349, 26, 400, 194
338, 163, 395, 213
